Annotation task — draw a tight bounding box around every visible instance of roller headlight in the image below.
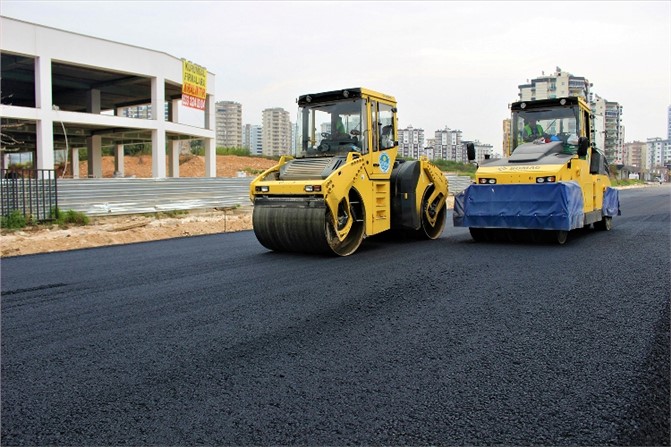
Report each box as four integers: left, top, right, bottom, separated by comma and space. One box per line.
478, 178, 497, 184
536, 176, 556, 183
255, 185, 270, 192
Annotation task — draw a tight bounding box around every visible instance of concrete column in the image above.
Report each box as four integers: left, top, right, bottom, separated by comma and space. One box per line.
79, 89, 103, 176
35, 121, 54, 171
114, 144, 125, 177
166, 98, 181, 177
205, 93, 214, 131
87, 135, 103, 178
87, 89, 101, 114
151, 76, 166, 178
35, 56, 55, 170
170, 98, 180, 123
169, 141, 180, 178
204, 138, 216, 178
204, 94, 216, 177
71, 147, 80, 179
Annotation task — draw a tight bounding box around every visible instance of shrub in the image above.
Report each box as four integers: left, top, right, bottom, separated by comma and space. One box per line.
431, 159, 477, 175
217, 147, 251, 156
160, 210, 188, 218
1, 210, 28, 230
244, 167, 264, 175
53, 208, 89, 226
611, 178, 645, 187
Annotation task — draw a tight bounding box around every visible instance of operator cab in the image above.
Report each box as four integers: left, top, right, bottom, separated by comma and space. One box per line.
510, 97, 587, 155
295, 88, 396, 158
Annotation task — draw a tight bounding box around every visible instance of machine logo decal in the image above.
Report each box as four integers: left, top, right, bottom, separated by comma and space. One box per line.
379, 153, 391, 173
497, 166, 541, 171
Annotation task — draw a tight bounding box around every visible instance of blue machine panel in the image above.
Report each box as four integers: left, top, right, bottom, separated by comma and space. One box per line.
453, 182, 585, 231
602, 187, 621, 217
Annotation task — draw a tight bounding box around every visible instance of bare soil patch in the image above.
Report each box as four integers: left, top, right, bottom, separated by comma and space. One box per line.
1, 207, 253, 257
76, 154, 277, 178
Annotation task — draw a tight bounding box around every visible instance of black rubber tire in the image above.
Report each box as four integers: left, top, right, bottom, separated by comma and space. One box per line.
556, 230, 568, 245
324, 199, 365, 256
469, 227, 486, 242
593, 216, 612, 231
419, 187, 447, 239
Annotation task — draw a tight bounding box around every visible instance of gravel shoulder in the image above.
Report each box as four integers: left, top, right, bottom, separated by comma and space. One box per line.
0, 206, 254, 258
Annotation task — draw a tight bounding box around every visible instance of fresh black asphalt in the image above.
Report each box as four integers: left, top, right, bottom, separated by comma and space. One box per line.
2, 186, 669, 446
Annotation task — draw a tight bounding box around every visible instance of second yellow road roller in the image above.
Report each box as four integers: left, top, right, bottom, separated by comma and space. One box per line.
453, 96, 621, 244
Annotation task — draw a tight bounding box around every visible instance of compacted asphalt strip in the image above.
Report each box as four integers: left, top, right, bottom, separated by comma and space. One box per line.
1, 185, 669, 446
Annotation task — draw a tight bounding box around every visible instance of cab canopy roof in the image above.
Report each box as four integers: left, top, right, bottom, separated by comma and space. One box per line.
511, 96, 590, 112
297, 87, 396, 106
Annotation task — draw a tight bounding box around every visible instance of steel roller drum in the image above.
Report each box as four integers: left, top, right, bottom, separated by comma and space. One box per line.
252, 196, 365, 256
252, 201, 333, 254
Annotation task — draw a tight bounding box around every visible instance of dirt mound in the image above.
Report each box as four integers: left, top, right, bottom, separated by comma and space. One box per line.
75, 155, 277, 178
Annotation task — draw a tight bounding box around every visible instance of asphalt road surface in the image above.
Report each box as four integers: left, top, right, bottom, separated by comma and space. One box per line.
2, 186, 669, 446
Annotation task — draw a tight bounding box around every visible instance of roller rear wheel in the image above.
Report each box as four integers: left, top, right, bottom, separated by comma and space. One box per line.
418, 186, 447, 239
325, 206, 365, 256
469, 227, 486, 242
593, 216, 612, 231
555, 230, 568, 245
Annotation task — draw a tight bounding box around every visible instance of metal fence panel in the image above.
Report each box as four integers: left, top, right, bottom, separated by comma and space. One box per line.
1, 169, 58, 221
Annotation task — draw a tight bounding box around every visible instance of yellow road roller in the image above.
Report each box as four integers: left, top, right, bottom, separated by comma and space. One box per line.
250, 87, 448, 256
454, 96, 620, 244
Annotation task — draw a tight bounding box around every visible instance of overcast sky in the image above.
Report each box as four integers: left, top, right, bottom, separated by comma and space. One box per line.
2, 1, 670, 154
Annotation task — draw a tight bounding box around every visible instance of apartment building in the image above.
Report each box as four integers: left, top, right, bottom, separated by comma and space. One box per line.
398, 126, 424, 159
242, 124, 263, 155
261, 108, 291, 156
518, 67, 591, 101
623, 141, 646, 169
434, 127, 464, 162
591, 95, 607, 153
215, 101, 242, 149
647, 137, 671, 168
502, 119, 511, 157
604, 100, 625, 163
468, 140, 494, 163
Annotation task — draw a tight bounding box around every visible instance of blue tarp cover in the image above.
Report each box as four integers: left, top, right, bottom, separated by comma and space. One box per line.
602, 187, 621, 217
453, 182, 585, 231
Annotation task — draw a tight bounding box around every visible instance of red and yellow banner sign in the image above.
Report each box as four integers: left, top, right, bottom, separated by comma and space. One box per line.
182, 59, 207, 110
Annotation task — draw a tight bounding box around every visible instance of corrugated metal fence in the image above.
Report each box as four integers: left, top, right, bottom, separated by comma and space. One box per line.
1, 169, 58, 221
1, 173, 473, 219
